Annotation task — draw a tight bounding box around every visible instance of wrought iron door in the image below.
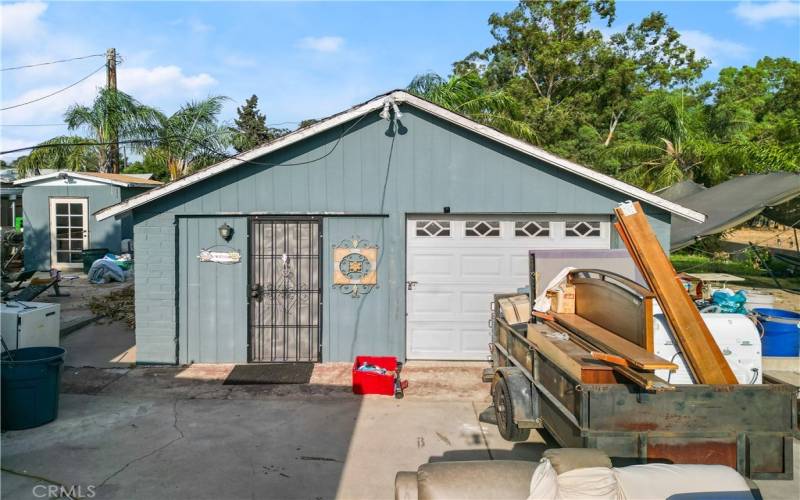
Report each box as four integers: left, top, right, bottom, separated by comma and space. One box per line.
249, 218, 321, 362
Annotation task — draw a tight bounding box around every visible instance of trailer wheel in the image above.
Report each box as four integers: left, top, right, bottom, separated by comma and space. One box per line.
493, 376, 530, 442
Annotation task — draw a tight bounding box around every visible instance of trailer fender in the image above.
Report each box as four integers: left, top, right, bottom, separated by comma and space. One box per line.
493, 368, 542, 428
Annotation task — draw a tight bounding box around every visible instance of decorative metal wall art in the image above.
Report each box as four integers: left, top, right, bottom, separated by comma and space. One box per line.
332, 238, 378, 298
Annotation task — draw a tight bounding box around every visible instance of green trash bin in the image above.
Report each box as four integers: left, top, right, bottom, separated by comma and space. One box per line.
82, 248, 109, 274
1, 346, 66, 430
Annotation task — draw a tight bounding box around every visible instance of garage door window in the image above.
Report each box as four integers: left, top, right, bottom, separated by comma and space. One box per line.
566, 221, 601, 237
465, 220, 500, 237
514, 221, 550, 237
416, 220, 451, 237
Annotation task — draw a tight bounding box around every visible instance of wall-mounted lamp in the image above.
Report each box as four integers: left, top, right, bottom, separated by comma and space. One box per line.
380, 97, 403, 120
218, 223, 234, 241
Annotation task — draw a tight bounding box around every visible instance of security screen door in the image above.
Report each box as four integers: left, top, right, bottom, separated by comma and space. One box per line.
49, 198, 88, 269
249, 218, 321, 362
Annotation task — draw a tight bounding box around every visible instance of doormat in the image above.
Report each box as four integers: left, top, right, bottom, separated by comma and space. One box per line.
223, 363, 314, 385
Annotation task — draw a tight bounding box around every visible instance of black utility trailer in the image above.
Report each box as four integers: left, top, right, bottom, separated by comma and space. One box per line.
488, 293, 797, 480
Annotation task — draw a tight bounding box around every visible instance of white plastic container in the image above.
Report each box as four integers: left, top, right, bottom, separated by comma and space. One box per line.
652, 304, 762, 384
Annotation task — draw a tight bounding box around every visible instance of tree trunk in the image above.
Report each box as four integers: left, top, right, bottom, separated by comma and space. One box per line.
604, 112, 622, 147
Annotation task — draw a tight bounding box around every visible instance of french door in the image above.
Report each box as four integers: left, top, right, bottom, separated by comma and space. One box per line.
49, 197, 88, 269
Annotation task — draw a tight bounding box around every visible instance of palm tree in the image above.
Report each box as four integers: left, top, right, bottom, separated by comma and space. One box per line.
408, 72, 537, 143
14, 136, 98, 177
64, 87, 162, 173
614, 91, 795, 191
151, 95, 231, 180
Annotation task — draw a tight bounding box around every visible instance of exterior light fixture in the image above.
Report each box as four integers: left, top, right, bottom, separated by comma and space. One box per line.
218, 223, 233, 241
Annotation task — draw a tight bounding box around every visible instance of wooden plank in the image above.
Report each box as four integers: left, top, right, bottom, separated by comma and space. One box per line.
614, 201, 737, 384
543, 320, 673, 391
526, 324, 615, 383
552, 312, 678, 371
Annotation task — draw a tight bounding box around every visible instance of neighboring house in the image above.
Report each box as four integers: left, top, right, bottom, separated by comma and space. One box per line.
96, 90, 703, 365
14, 171, 162, 271
1, 169, 23, 230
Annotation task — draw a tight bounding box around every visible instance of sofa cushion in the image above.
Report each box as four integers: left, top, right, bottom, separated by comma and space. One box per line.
542, 448, 612, 475
417, 461, 536, 500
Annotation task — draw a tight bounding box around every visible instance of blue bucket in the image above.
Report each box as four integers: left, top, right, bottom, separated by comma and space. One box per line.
753, 308, 800, 357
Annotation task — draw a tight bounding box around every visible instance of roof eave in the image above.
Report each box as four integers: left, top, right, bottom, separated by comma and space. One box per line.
96, 89, 704, 224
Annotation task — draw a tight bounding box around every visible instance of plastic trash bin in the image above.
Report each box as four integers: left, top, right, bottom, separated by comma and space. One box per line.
81, 248, 109, 274
1, 346, 66, 430
352, 355, 397, 395
753, 308, 800, 357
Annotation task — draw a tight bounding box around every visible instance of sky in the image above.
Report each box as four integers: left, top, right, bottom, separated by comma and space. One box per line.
1, 1, 799, 161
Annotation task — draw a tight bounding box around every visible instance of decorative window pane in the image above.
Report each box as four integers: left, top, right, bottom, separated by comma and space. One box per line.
70, 203, 83, 215
515, 221, 550, 237
416, 220, 451, 237
55, 204, 68, 215
566, 221, 601, 237
56, 216, 69, 227
465, 221, 500, 237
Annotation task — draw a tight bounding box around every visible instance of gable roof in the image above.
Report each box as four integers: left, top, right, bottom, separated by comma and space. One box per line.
15, 171, 163, 188
96, 90, 705, 223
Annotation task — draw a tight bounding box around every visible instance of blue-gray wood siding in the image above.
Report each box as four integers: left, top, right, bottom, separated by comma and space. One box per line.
132, 106, 673, 364
22, 184, 151, 270
177, 216, 249, 363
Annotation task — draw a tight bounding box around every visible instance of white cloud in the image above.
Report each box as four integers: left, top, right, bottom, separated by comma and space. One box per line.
732, 1, 800, 25
297, 36, 344, 53
120, 65, 216, 95
680, 30, 751, 64
1, 65, 216, 125
0, 2, 48, 45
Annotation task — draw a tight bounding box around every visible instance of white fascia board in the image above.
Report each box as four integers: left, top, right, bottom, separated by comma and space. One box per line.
95, 95, 389, 221
392, 92, 705, 223
14, 172, 133, 188
96, 89, 704, 223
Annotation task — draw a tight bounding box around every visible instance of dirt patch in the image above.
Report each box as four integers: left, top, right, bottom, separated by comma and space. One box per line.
726, 227, 799, 252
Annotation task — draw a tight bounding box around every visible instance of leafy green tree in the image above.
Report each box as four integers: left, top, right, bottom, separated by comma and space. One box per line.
232, 94, 288, 152
407, 71, 537, 142
151, 96, 231, 180
123, 148, 170, 182
64, 88, 161, 173
452, 0, 708, 167
13, 136, 98, 177
614, 90, 797, 190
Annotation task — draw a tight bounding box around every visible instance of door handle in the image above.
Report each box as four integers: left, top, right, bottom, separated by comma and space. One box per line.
406, 281, 418, 291
250, 284, 264, 300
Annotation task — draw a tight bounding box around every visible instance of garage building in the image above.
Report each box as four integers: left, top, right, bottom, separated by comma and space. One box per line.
96, 91, 703, 365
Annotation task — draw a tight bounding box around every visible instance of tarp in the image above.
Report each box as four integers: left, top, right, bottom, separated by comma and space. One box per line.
666, 173, 800, 251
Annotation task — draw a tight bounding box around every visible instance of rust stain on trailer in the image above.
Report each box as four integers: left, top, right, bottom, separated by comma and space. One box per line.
647, 440, 737, 468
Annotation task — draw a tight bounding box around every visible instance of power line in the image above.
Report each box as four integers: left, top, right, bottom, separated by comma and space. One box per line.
1, 53, 105, 72
0, 138, 156, 155
1, 112, 372, 169
0, 64, 106, 111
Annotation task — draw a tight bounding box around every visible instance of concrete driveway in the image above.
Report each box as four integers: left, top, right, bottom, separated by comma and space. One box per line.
1, 366, 797, 500
1, 389, 543, 499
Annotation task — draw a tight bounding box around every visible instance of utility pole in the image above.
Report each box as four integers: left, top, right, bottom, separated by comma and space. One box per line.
106, 48, 119, 174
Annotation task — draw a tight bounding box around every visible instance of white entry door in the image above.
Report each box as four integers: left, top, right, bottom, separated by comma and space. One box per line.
406, 215, 611, 360
49, 197, 89, 269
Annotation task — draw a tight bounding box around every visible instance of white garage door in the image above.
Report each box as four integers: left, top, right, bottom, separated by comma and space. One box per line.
406, 215, 611, 360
